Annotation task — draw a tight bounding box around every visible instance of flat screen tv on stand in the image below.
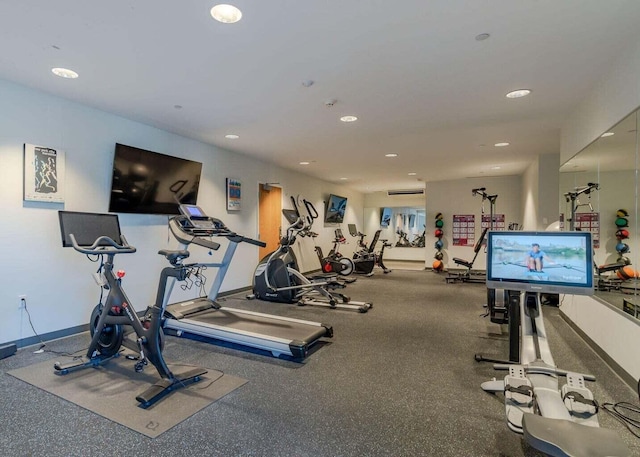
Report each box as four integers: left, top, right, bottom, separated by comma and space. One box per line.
108, 143, 203, 215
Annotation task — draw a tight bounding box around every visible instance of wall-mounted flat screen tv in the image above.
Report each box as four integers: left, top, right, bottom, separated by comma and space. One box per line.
108, 143, 202, 215
325, 194, 347, 223
380, 207, 392, 227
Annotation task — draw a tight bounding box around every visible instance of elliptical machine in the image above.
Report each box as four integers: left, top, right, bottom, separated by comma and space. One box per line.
55, 211, 207, 408
251, 197, 372, 312
348, 224, 392, 275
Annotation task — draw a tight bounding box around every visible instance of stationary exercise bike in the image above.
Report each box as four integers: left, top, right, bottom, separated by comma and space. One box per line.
55, 211, 207, 408
348, 224, 392, 275
311, 228, 355, 276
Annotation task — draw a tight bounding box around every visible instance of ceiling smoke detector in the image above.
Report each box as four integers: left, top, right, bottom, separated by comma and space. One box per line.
325, 99, 337, 107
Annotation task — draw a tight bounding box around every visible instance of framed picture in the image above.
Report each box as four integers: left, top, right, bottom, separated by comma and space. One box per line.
24, 143, 65, 203
226, 178, 241, 211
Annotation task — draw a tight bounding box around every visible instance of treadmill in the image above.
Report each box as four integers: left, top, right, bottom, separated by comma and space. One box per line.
161, 204, 333, 359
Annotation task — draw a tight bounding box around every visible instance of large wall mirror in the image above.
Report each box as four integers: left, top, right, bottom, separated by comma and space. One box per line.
363, 206, 426, 261
560, 110, 639, 318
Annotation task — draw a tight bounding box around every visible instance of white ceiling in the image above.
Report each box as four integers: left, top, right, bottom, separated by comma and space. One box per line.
2, 1, 640, 192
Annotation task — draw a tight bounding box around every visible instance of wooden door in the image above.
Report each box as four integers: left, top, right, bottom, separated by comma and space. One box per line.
258, 184, 282, 260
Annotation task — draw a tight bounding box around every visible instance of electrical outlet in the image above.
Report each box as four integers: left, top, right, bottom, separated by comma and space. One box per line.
18, 295, 26, 309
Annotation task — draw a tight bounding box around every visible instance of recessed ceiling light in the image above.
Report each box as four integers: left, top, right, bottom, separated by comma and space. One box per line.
408, 172, 417, 176
601, 132, 615, 137
494, 142, 510, 147
339, 177, 348, 180
506, 89, 531, 99
340, 115, 358, 123
385, 153, 398, 157
210, 4, 242, 23
491, 166, 501, 170
51, 67, 78, 79
174, 104, 183, 109
299, 161, 310, 165
475, 33, 490, 41
225, 134, 239, 139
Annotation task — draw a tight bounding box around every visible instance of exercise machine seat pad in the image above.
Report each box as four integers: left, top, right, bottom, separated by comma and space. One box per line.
452, 258, 473, 269
522, 413, 630, 457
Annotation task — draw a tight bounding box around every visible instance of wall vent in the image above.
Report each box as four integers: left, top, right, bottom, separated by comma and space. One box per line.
387, 189, 425, 196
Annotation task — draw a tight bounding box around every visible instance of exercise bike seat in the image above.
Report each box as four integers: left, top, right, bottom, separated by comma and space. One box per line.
158, 249, 190, 265
522, 413, 630, 457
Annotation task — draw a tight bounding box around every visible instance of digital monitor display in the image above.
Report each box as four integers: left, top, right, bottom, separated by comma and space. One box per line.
325, 194, 347, 223
109, 143, 202, 215
180, 204, 205, 217
59, 211, 122, 247
486, 231, 594, 295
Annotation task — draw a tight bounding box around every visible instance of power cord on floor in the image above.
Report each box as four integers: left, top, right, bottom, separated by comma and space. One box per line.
22, 297, 83, 360
601, 401, 640, 439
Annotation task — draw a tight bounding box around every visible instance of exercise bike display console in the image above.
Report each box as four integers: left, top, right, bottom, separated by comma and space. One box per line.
55, 211, 207, 408
162, 204, 333, 359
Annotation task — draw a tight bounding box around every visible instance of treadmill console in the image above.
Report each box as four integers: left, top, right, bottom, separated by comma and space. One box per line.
178, 204, 228, 234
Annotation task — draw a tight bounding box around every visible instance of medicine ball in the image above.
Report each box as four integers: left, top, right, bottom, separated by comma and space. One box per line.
432, 260, 444, 271
617, 265, 637, 280
434, 239, 444, 250
434, 251, 444, 260
616, 229, 630, 240
435, 219, 444, 228
435, 212, 443, 220
616, 209, 629, 218
616, 242, 630, 254
615, 217, 629, 227
434, 229, 443, 238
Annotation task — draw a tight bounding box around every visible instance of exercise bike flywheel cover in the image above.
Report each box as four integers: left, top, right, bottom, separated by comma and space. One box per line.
615, 217, 629, 227
616, 209, 629, 218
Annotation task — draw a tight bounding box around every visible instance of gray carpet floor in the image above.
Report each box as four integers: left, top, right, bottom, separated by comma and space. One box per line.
1, 270, 639, 456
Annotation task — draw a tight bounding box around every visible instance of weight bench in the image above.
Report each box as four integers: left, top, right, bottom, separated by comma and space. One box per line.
445, 227, 488, 283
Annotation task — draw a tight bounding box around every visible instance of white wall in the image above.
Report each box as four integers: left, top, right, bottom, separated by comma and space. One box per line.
561, 295, 640, 382
362, 192, 426, 261
0, 79, 363, 345
425, 176, 522, 269
561, 40, 640, 163
521, 154, 560, 231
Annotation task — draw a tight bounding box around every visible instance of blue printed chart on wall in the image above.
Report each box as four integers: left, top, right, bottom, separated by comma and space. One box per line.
226, 178, 241, 211
23, 143, 65, 203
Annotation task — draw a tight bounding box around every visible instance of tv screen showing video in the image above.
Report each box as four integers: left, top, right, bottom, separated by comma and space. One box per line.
486, 231, 594, 295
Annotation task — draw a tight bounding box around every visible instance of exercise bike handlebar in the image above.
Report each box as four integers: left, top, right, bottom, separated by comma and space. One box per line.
68, 233, 137, 255
492, 363, 596, 381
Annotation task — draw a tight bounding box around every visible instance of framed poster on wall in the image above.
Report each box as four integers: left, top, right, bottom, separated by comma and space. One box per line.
481, 214, 505, 230
575, 212, 600, 248
226, 178, 241, 211
24, 143, 65, 203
